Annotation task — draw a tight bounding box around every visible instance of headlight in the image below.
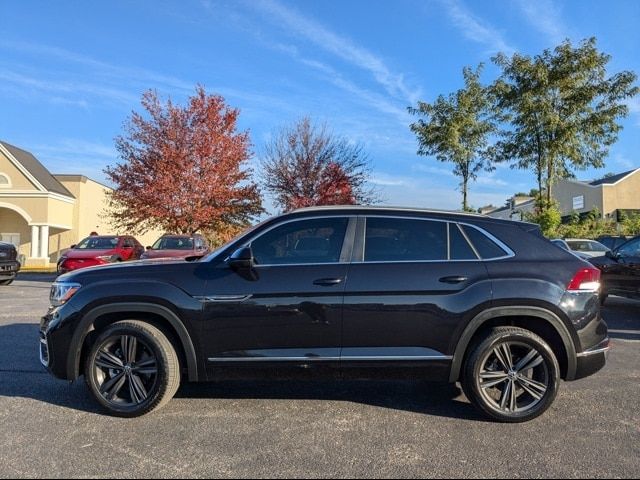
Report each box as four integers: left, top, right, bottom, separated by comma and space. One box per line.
50, 282, 81, 307
96, 255, 118, 263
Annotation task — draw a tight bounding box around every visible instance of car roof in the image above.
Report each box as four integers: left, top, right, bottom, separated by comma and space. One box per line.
160, 234, 199, 238
288, 205, 539, 228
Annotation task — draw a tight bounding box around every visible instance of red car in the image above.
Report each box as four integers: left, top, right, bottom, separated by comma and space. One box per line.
57, 235, 144, 274
140, 234, 210, 261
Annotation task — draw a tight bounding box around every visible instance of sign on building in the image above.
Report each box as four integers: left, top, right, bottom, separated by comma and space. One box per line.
572, 195, 585, 210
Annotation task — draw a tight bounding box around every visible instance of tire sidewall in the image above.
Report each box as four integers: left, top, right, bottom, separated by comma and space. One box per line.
85, 323, 172, 417
466, 331, 560, 423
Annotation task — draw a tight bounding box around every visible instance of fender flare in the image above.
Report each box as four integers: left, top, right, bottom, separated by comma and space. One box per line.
449, 306, 577, 382
67, 302, 199, 381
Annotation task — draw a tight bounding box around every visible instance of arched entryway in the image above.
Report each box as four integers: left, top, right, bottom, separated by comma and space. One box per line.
0, 204, 32, 264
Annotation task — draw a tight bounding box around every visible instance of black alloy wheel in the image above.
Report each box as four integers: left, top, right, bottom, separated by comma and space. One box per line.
462, 327, 560, 423
85, 320, 180, 417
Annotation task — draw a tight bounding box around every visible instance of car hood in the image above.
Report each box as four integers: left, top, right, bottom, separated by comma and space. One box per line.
63, 248, 117, 259
57, 257, 198, 283
141, 249, 197, 259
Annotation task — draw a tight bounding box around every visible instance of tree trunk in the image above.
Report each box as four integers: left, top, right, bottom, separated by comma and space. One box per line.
546, 156, 553, 206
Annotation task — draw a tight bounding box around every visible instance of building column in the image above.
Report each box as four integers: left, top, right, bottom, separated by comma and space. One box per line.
30, 225, 40, 258
40, 225, 50, 260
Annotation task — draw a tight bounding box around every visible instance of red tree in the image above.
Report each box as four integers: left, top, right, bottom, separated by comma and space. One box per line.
261, 117, 376, 212
106, 87, 263, 240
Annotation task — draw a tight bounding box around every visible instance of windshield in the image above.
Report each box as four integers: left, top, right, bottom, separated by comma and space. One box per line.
152, 237, 194, 250
75, 236, 118, 250
567, 240, 608, 252
202, 220, 269, 262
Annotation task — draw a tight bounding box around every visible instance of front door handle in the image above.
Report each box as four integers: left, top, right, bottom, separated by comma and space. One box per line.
439, 276, 468, 284
313, 278, 343, 286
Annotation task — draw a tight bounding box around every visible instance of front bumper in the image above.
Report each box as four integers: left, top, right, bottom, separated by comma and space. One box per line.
0, 260, 20, 277
39, 304, 81, 380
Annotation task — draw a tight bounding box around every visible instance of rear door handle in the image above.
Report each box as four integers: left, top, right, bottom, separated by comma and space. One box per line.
313, 278, 343, 286
439, 276, 468, 284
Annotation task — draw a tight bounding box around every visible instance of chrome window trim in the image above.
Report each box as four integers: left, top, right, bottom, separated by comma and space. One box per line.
216, 213, 515, 267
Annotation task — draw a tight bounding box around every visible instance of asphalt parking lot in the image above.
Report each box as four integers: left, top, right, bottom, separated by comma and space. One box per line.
0, 274, 638, 478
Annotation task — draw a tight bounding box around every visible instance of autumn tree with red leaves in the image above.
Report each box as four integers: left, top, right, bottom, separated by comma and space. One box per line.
106, 87, 263, 242
261, 117, 376, 212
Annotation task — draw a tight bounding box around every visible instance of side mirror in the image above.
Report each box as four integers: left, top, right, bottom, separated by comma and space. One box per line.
70, 244, 76, 249
227, 246, 258, 280
606, 250, 621, 261
146, 246, 152, 250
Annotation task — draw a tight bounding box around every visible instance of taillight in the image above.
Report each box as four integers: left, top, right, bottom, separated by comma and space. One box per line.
567, 267, 601, 292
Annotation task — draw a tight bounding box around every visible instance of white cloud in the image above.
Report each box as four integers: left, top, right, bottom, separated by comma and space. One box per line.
250, 0, 422, 104
515, 0, 569, 45
440, 0, 516, 55
0, 70, 138, 106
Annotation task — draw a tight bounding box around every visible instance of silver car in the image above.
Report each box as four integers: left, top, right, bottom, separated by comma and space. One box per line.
564, 239, 611, 258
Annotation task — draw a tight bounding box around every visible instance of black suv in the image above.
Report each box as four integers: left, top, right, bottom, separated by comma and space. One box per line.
591, 235, 640, 303
40, 207, 609, 422
0, 241, 20, 285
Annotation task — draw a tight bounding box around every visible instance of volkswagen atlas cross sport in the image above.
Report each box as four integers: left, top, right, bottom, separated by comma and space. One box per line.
40, 207, 609, 422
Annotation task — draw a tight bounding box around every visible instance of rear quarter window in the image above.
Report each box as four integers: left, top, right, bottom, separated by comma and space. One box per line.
461, 225, 509, 259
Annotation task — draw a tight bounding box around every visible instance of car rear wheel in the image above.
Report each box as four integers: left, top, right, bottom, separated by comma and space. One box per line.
85, 320, 180, 417
462, 327, 560, 423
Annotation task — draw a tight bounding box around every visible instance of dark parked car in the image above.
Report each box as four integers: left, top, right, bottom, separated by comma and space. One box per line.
40, 207, 609, 422
57, 235, 145, 274
0, 241, 20, 285
596, 235, 633, 251
140, 234, 210, 261
590, 235, 640, 303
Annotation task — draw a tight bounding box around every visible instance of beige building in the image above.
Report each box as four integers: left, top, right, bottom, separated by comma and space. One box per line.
0, 140, 160, 268
552, 168, 640, 221
485, 169, 640, 222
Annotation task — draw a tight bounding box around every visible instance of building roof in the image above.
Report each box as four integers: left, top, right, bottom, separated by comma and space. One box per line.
0, 140, 75, 198
589, 169, 640, 186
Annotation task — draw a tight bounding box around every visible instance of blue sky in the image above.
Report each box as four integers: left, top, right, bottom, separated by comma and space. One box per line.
1, 0, 639, 213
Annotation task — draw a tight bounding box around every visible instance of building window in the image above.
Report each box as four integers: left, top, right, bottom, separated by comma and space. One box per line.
572, 195, 585, 210
0, 173, 11, 188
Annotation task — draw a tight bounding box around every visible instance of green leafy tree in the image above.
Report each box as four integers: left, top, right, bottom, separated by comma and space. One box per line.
492, 37, 638, 211
409, 65, 495, 211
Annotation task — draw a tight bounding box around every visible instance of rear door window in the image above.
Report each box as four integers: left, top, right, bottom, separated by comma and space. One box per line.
364, 217, 447, 262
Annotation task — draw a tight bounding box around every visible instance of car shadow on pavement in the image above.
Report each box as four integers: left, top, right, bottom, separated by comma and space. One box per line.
0, 324, 484, 420
175, 379, 487, 421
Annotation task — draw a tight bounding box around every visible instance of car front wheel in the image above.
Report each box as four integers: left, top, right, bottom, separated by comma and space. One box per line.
85, 320, 181, 417
462, 327, 560, 423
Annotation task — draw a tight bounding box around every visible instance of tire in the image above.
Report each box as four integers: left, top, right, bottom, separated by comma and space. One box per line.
84, 320, 181, 417
0, 279, 14, 286
461, 326, 560, 423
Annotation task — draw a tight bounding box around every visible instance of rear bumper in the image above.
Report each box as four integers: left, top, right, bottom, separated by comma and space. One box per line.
573, 338, 610, 380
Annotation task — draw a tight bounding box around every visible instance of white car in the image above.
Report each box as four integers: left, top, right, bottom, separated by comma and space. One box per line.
550, 239, 591, 260
564, 238, 610, 258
